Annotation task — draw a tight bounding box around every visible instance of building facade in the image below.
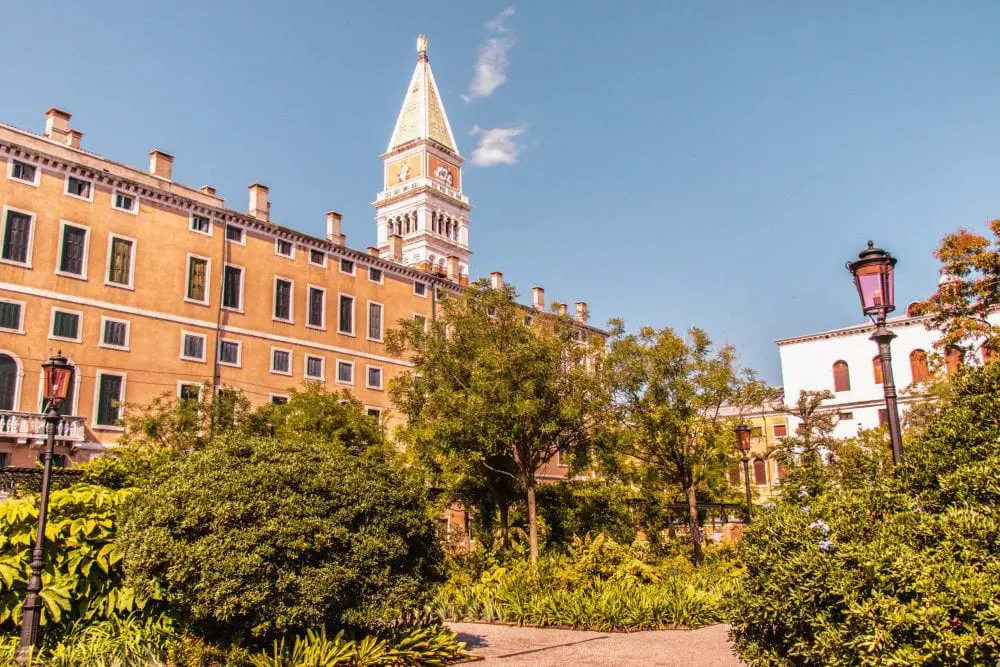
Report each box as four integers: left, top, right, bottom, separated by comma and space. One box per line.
0, 37, 600, 469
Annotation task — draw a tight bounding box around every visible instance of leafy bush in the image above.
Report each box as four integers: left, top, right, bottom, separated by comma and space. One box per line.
435, 534, 738, 630
730, 363, 1000, 665
534, 482, 637, 547
0, 614, 175, 666
118, 433, 445, 645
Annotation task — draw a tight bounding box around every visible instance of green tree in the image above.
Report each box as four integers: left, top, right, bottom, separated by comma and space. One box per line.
598, 323, 765, 565
387, 280, 601, 562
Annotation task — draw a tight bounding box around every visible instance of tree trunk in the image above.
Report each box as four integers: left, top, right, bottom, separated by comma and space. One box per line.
499, 502, 511, 552
526, 482, 539, 563
686, 483, 703, 566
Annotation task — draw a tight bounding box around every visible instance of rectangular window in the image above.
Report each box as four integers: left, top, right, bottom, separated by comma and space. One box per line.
112, 190, 137, 213
181, 332, 206, 361
186, 255, 210, 304
309, 249, 326, 266
9, 160, 38, 185
178, 383, 201, 402
65, 176, 92, 201
276, 239, 294, 258
336, 360, 354, 385
100, 317, 129, 350
414, 313, 427, 331
751, 426, 763, 438
413, 281, 427, 297
772, 424, 788, 438
305, 355, 324, 380
270, 395, 289, 405
1, 209, 33, 266
190, 214, 211, 235
369, 267, 383, 284
366, 365, 383, 390
366, 407, 382, 419
222, 265, 243, 310
95, 372, 125, 427
0, 452, 10, 468
225, 225, 244, 243
367, 301, 383, 341
338, 294, 354, 335
50, 309, 81, 342
0, 299, 24, 332
106, 235, 135, 288
274, 278, 293, 321
218, 339, 241, 367
340, 258, 355, 275
58, 223, 89, 278
271, 348, 291, 375
308, 286, 325, 329
838, 411, 854, 421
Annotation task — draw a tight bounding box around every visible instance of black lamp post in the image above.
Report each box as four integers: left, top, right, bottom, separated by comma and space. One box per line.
734, 423, 754, 524
16, 353, 72, 665
847, 241, 904, 467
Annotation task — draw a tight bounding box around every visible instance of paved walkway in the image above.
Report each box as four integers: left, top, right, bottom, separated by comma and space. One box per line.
449, 622, 743, 667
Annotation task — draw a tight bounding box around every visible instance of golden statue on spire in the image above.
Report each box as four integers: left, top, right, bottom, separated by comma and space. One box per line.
417, 34, 428, 55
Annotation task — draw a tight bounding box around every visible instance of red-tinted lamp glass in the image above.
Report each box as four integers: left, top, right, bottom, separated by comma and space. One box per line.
848, 242, 897, 316
42, 353, 72, 407
735, 423, 752, 454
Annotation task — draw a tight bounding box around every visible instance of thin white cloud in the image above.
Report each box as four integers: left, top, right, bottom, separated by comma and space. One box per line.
470, 125, 526, 167
464, 7, 516, 101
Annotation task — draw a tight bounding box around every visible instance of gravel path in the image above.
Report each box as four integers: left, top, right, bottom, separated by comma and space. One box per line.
448, 622, 743, 667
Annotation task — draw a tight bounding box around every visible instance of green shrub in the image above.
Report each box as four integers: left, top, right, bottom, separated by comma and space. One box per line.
534, 482, 638, 548
248, 625, 466, 667
118, 433, 445, 646
0, 614, 175, 666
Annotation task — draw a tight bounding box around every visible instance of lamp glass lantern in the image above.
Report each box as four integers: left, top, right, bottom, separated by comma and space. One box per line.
41, 354, 72, 408
847, 241, 897, 316
735, 423, 752, 455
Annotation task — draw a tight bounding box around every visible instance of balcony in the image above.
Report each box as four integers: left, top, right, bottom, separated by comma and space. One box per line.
0, 411, 87, 443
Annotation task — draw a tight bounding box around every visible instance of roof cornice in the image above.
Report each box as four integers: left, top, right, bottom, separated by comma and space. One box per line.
775, 314, 931, 346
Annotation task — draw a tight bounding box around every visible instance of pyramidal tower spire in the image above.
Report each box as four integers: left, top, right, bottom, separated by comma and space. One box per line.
374, 35, 472, 284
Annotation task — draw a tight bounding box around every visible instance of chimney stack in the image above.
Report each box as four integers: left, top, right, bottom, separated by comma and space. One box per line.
368, 246, 380, 257
556, 303, 568, 317
446, 256, 460, 282
248, 183, 269, 221
532, 286, 545, 310
44, 108, 71, 144
66, 129, 83, 149
575, 301, 589, 323
148, 150, 174, 180
490, 271, 504, 289
200, 185, 217, 196
389, 234, 403, 262
326, 211, 345, 246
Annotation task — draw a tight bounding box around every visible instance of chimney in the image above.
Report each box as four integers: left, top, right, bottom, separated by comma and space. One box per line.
326, 211, 345, 246
200, 185, 217, 196
367, 246, 380, 257
446, 256, 460, 282
148, 150, 174, 180
575, 301, 589, 323
490, 271, 504, 289
44, 108, 71, 143
532, 286, 545, 310
389, 234, 403, 262
66, 129, 83, 149
556, 303, 568, 317
248, 183, 269, 220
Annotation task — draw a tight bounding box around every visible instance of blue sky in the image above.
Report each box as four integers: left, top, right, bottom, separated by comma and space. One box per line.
3, 2, 999, 384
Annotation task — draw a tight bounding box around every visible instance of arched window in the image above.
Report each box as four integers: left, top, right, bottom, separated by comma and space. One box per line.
753, 458, 768, 485
832, 360, 851, 392
910, 349, 929, 382
0, 354, 18, 411
872, 356, 883, 385
945, 347, 962, 375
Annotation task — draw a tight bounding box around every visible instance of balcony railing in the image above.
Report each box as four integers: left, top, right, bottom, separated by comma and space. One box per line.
0, 411, 86, 442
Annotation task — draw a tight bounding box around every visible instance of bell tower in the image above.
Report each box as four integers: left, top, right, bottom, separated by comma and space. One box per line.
373, 35, 472, 283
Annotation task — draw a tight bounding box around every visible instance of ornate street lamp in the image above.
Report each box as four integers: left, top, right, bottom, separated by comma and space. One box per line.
16, 353, 72, 665
847, 241, 904, 466
734, 423, 754, 524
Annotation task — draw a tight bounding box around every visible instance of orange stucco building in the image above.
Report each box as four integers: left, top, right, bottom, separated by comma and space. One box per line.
0, 37, 602, 470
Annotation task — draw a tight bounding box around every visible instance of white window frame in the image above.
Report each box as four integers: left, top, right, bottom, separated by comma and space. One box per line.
556, 450, 570, 468
270, 346, 293, 376
339, 257, 356, 276
177, 381, 203, 401
413, 281, 428, 297
772, 424, 788, 438
366, 364, 384, 390
49, 307, 83, 344
184, 253, 212, 306
275, 237, 296, 260
304, 354, 325, 381
0, 297, 26, 334
306, 284, 326, 331
189, 212, 213, 237
0, 205, 37, 269
269, 393, 290, 405
92, 369, 127, 431
368, 266, 384, 284
366, 406, 383, 419
7, 158, 41, 187
308, 248, 327, 268
273, 276, 295, 324
217, 338, 242, 368
179, 330, 208, 362
111, 188, 139, 215
337, 293, 355, 336
98, 315, 131, 351
221, 263, 245, 313
335, 360, 354, 386
64, 174, 94, 202
104, 232, 137, 290
225, 224, 246, 246
53, 220, 91, 281
413, 312, 428, 332
367, 300, 384, 342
